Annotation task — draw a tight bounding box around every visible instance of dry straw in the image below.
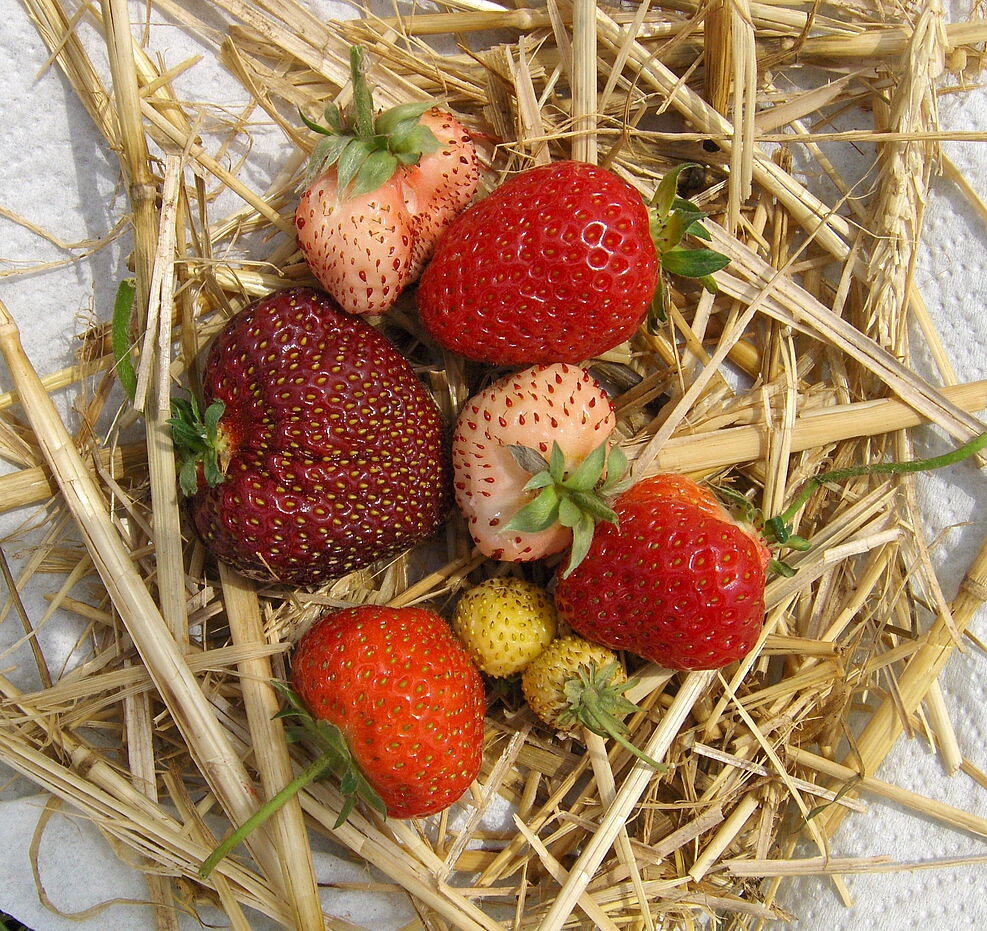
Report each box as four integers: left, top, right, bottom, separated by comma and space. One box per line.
1, 0, 986, 928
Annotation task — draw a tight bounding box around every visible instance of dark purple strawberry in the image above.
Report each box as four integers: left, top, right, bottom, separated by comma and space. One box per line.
170, 287, 450, 585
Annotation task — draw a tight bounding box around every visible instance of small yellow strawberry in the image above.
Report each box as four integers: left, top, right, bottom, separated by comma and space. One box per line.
521, 635, 667, 770
452, 577, 557, 677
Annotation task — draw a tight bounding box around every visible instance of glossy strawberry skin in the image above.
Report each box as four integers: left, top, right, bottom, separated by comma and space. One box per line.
452, 363, 615, 561
191, 287, 450, 585
554, 475, 770, 670
290, 605, 485, 819
295, 108, 478, 316
418, 161, 659, 364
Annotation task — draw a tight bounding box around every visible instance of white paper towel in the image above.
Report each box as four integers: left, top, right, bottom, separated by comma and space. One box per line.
1, 1, 985, 929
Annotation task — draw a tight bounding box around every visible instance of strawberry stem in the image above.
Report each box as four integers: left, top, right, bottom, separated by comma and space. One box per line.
199, 682, 386, 878
349, 45, 375, 142
765, 432, 987, 545
199, 752, 335, 879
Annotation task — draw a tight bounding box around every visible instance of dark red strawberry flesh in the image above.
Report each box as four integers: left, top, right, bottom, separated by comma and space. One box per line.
187, 287, 451, 585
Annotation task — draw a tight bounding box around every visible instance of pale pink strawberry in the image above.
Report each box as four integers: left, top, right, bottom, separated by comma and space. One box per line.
452, 363, 622, 568
294, 49, 478, 316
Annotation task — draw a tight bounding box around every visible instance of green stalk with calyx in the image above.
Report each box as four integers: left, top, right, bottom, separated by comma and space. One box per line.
298, 45, 441, 195
762, 432, 987, 573
560, 663, 668, 772
506, 439, 629, 577
199, 683, 385, 879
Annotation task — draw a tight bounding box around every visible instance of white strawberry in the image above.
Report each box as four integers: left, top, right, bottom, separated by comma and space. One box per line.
451, 363, 625, 571
294, 47, 478, 316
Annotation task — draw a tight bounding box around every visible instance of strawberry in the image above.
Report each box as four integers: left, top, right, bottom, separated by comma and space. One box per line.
554, 475, 771, 670
417, 161, 659, 364
199, 604, 486, 876
295, 47, 479, 316
290, 605, 485, 819
452, 577, 558, 677
451, 363, 626, 571
170, 287, 450, 586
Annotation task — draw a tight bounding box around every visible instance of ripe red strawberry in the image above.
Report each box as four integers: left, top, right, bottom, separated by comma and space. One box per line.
170, 287, 450, 586
295, 47, 478, 316
554, 474, 771, 670
451, 363, 624, 569
417, 161, 659, 364
290, 605, 485, 819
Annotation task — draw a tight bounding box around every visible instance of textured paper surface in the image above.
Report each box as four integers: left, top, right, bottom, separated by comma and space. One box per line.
1, 2, 985, 929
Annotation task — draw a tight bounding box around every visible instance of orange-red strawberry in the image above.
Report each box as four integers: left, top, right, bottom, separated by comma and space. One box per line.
170, 287, 450, 585
417, 161, 659, 364
291, 605, 485, 818
451, 363, 624, 570
555, 475, 771, 670
295, 48, 478, 316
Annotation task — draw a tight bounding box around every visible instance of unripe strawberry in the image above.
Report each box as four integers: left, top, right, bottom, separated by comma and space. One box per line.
452, 578, 557, 677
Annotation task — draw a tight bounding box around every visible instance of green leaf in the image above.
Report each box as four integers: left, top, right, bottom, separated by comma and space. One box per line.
549, 441, 566, 483
111, 278, 138, 402
204, 400, 225, 442
375, 100, 432, 135
336, 138, 373, 196
521, 470, 556, 492
601, 445, 628, 491
686, 219, 712, 241
557, 496, 582, 529
505, 485, 561, 533
700, 274, 719, 293
563, 440, 608, 492
672, 197, 706, 220
394, 124, 441, 159
304, 133, 350, 186
661, 248, 730, 278
568, 491, 619, 525
351, 149, 400, 197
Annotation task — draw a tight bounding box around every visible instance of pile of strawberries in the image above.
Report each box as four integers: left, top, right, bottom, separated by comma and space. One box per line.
175, 48, 768, 838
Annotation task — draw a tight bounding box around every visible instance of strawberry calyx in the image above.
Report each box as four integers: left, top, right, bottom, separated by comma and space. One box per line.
299, 45, 441, 196
199, 682, 385, 879
647, 164, 730, 328
557, 662, 668, 772
167, 395, 227, 496
505, 439, 629, 578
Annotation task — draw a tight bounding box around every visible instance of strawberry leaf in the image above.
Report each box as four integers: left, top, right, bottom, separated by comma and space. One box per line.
661, 248, 730, 278
168, 396, 227, 495
304, 134, 350, 187
298, 107, 334, 136
651, 163, 694, 217
652, 210, 690, 253
686, 219, 713, 241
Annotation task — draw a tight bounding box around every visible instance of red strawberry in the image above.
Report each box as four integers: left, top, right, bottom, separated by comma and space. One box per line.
170, 287, 450, 586
417, 161, 659, 364
291, 605, 485, 818
554, 474, 771, 670
452, 363, 624, 569
295, 47, 478, 316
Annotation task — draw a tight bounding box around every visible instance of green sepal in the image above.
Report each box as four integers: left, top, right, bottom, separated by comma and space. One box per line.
651, 209, 690, 254
351, 149, 400, 197
557, 662, 669, 771
503, 439, 628, 575
166, 395, 226, 496
336, 137, 373, 196
651, 163, 693, 217
661, 248, 731, 278
375, 100, 433, 135
296, 45, 444, 200
200, 682, 386, 878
